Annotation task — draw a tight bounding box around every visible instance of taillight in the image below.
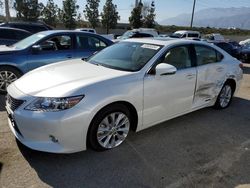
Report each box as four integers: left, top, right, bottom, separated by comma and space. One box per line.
239, 62, 244, 69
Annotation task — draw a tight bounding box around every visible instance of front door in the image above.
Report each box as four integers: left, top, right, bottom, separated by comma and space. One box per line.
27, 34, 75, 71
143, 45, 197, 127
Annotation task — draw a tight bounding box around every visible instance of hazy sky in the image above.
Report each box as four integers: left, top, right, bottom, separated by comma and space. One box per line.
2, 0, 250, 22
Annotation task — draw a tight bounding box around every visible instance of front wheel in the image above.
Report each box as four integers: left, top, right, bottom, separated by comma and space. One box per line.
214, 83, 233, 109
88, 104, 131, 151
0, 67, 22, 94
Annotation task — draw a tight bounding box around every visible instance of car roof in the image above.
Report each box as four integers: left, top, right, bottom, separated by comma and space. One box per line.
2, 21, 46, 26
174, 30, 200, 34
0, 26, 32, 33
38, 30, 97, 35
37, 30, 113, 43
123, 38, 208, 47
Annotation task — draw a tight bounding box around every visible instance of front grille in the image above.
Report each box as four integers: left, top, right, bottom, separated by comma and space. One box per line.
6, 94, 24, 111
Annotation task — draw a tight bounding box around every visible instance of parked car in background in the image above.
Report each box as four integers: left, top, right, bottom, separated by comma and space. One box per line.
228, 40, 241, 49
116, 28, 158, 41
170, 30, 201, 38
5, 38, 242, 153
0, 22, 52, 34
239, 39, 250, 46
0, 27, 31, 45
204, 33, 225, 41
75, 28, 96, 33
211, 41, 241, 59
240, 44, 250, 63
0, 30, 113, 93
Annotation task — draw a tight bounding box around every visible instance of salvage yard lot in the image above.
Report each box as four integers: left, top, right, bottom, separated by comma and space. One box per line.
0, 64, 250, 188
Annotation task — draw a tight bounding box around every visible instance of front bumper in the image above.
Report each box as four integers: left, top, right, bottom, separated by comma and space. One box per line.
6, 84, 92, 153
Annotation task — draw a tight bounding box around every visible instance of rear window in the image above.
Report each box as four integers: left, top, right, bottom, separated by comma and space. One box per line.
0, 29, 16, 39
195, 45, 217, 65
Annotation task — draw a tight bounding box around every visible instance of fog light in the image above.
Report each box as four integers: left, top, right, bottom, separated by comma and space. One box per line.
49, 135, 58, 143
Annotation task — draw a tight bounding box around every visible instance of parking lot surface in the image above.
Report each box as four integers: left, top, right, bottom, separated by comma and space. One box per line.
0, 64, 250, 188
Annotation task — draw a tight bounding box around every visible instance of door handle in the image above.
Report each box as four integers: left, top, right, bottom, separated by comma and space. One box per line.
216, 67, 224, 72
66, 54, 72, 58
186, 74, 195, 79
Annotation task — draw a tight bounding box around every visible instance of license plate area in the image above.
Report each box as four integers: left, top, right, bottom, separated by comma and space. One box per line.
6, 107, 23, 137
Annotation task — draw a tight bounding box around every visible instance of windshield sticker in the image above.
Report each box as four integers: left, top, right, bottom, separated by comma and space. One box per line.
141, 44, 160, 50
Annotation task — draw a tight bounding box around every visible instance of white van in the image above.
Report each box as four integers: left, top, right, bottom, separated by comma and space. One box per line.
172, 30, 201, 38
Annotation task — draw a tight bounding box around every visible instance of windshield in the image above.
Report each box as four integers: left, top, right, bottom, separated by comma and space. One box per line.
87, 42, 162, 72
13, 33, 46, 49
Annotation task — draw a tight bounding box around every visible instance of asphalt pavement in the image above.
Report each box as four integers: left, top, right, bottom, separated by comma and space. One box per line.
0, 64, 250, 188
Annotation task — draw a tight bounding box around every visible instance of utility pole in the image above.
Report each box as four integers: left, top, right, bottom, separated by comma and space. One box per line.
135, 0, 138, 7
190, 0, 196, 28
5, 0, 10, 22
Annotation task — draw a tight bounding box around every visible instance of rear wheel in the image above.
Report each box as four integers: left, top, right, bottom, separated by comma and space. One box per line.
0, 66, 22, 94
88, 104, 131, 151
214, 83, 233, 109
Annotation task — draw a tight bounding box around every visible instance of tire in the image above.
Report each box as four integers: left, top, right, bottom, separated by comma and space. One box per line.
0, 66, 22, 94
88, 104, 131, 151
214, 83, 234, 109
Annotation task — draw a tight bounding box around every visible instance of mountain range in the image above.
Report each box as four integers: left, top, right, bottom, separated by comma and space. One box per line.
160, 7, 250, 29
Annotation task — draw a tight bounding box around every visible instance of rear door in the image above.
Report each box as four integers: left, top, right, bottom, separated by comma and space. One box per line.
192, 44, 226, 108
75, 34, 108, 59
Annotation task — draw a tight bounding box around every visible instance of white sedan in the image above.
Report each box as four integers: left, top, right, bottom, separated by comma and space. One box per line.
6, 38, 243, 153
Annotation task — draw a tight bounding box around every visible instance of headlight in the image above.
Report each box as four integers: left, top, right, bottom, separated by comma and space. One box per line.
25, 95, 84, 112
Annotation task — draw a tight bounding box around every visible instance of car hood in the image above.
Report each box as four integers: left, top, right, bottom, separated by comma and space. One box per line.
13, 59, 132, 97
0, 45, 19, 54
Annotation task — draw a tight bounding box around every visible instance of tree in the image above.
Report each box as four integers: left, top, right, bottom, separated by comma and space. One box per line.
62, 0, 79, 29
57, 8, 64, 23
14, 0, 43, 21
84, 0, 100, 29
129, 1, 143, 28
101, 0, 120, 34
143, 1, 155, 28
41, 0, 58, 27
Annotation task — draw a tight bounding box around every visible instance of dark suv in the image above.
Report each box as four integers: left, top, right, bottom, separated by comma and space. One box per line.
0, 22, 52, 34
0, 27, 31, 45
211, 41, 241, 60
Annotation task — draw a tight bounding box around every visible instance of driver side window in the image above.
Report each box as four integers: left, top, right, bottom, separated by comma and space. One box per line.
162, 46, 192, 70
40, 35, 72, 51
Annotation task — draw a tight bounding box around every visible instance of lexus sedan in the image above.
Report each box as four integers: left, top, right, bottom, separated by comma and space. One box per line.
6, 38, 243, 153
0, 30, 113, 94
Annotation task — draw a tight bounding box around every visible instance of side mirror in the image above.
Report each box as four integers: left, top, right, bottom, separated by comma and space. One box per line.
32, 45, 41, 54
155, 63, 177, 76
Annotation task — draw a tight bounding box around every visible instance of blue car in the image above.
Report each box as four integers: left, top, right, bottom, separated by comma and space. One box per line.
0, 30, 113, 93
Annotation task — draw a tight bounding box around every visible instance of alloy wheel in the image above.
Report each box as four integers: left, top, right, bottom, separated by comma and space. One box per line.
97, 112, 130, 149
219, 85, 232, 108
0, 71, 18, 92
